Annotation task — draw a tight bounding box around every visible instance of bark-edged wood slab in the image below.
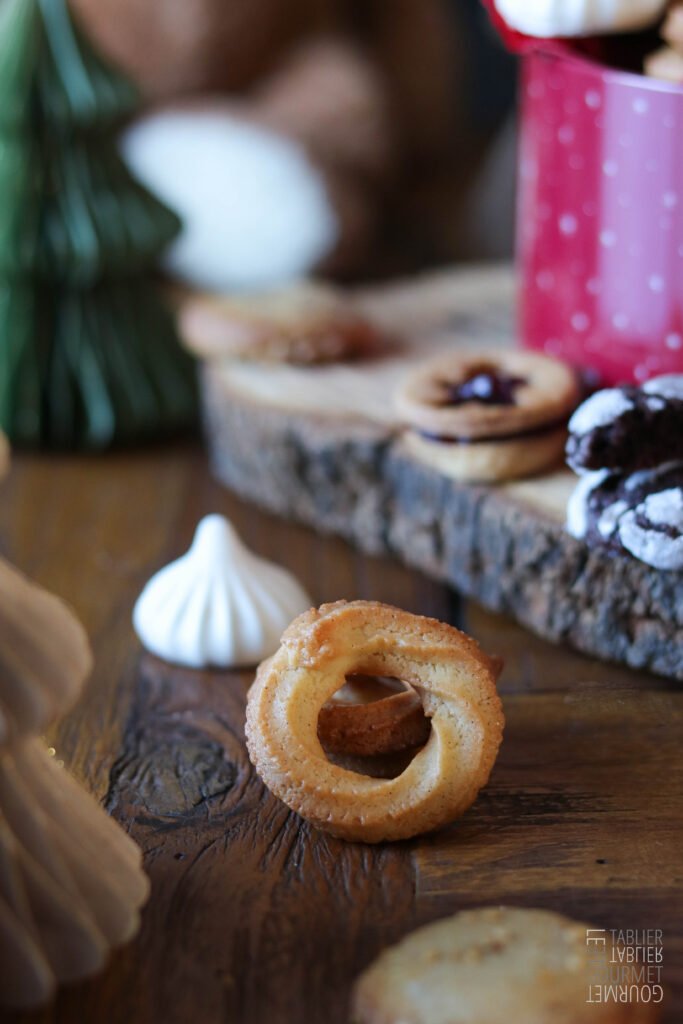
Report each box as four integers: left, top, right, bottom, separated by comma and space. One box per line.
199, 265, 683, 680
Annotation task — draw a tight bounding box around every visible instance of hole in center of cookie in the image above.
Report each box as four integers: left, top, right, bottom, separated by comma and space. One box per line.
436, 366, 527, 408
317, 674, 431, 779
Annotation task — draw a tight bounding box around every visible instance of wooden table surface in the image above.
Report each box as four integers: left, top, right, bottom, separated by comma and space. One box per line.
1, 444, 681, 1024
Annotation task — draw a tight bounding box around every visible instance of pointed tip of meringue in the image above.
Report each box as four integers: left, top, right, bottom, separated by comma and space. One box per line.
133, 515, 311, 669
193, 513, 238, 543
190, 514, 241, 560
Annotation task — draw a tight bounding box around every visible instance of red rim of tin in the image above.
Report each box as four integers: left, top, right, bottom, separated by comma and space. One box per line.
480, 0, 544, 53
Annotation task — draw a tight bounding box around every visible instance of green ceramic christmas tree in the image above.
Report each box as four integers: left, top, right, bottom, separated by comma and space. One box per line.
0, 0, 196, 449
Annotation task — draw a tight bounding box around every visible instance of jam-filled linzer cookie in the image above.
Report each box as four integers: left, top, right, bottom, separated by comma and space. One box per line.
395, 349, 580, 482
179, 281, 383, 365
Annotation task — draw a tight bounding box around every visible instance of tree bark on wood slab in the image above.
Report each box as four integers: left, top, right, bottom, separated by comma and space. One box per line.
199, 266, 683, 681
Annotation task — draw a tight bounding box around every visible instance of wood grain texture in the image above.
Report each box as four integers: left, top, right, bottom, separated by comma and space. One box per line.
198, 265, 683, 681
0, 445, 680, 1023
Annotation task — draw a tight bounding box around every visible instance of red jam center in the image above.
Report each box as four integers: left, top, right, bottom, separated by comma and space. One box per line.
437, 369, 527, 407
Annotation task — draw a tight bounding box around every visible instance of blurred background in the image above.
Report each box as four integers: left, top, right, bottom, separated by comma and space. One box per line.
0, 0, 521, 449
72, 0, 519, 287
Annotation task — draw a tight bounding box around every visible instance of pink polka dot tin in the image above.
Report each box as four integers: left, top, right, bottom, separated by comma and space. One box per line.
483, 0, 683, 384
519, 42, 683, 384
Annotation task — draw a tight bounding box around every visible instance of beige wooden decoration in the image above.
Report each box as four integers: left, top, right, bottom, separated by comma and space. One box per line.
0, 446, 149, 1009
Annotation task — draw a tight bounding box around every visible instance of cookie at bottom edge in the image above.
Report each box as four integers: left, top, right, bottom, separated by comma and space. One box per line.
351, 906, 662, 1024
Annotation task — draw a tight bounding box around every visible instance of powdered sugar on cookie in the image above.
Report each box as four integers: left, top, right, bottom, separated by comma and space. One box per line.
597, 499, 629, 539
566, 469, 610, 539
567, 388, 634, 436
566, 376, 683, 475
642, 374, 683, 402
619, 488, 683, 570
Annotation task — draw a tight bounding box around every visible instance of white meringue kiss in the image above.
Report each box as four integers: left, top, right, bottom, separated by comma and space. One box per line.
133, 515, 312, 668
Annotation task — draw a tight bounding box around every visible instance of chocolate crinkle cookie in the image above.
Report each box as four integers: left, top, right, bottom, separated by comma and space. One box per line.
567, 461, 683, 571
566, 375, 683, 474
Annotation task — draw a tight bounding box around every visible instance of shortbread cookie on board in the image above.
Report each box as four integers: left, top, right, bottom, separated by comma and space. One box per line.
352, 906, 661, 1024
179, 281, 383, 364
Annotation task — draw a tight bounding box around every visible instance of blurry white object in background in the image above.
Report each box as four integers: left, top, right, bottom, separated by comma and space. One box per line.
133, 514, 312, 668
121, 109, 338, 292
494, 0, 667, 37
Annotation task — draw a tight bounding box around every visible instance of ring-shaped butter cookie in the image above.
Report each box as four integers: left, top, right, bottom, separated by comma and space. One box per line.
245, 600, 504, 843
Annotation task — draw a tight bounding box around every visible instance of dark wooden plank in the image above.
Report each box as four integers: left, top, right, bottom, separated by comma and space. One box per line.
100, 655, 417, 1024
414, 603, 683, 1020
0, 447, 422, 1024
0, 445, 680, 1023
0, 447, 196, 798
